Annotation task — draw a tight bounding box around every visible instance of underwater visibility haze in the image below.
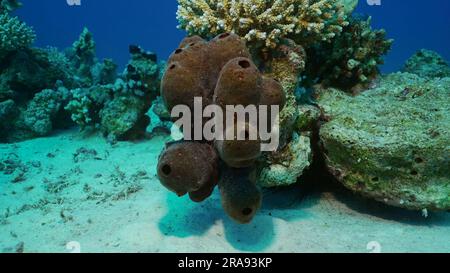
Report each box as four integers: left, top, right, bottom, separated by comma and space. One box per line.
0, 0, 449, 253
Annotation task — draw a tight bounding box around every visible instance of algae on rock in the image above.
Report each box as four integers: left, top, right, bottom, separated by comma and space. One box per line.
316, 72, 450, 210
257, 39, 314, 187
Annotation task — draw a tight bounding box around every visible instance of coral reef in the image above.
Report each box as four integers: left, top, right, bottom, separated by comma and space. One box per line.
66, 28, 118, 87
0, 13, 35, 59
305, 15, 393, 93
4, 86, 72, 142
64, 44, 161, 142
177, 0, 349, 53
0, 0, 21, 13
316, 72, 450, 210
402, 49, 450, 79
66, 27, 96, 85
0, 17, 160, 143
0, 47, 76, 105
0, 3, 81, 142
158, 34, 287, 223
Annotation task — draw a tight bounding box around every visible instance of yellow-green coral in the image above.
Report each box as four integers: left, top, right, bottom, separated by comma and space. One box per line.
177, 0, 349, 50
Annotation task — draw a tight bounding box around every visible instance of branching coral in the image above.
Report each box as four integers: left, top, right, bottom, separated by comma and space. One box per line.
0, 13, 35, 58
177, 0, 348, 52
305, 15, 393, 93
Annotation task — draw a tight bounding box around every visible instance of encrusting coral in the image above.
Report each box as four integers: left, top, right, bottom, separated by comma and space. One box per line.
177, 0, 349, 54
158, 34, 286, 223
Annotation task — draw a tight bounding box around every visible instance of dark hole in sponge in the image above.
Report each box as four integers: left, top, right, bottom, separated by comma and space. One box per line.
169, 64, 176, 70
238, 60, 251, 69
175, 48, 183, 54
242, 208, 253, 216
415, 157, 424, 163
244, 130, 250, 140
219, 33, 230, 39
161, 164, 172, 176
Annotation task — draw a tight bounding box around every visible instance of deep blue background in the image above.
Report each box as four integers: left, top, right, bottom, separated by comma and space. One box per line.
15, 0, 450, 73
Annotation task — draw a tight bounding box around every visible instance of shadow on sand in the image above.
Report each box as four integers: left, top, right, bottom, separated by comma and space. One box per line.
158, 141, 449, 251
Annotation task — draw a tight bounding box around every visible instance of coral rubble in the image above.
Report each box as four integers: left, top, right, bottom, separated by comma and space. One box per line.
316, 72, 450, 210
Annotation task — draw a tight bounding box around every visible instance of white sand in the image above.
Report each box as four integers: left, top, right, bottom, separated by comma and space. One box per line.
0, 129, 449, 253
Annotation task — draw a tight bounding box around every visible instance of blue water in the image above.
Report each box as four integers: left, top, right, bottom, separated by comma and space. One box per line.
14, 0, 450, 72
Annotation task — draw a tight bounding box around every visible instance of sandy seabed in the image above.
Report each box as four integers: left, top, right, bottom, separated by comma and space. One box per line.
0, 129, 449, 253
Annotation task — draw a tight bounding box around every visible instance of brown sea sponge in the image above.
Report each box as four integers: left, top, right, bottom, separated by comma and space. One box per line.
260, 76, 286, 109
218, 166, 262, 224
215, 122, 261, 168
214, 57, 262, 107
161, 33, 252, 112
208, 33, 251, 72
157, 141, 219, 202
212, 57, 285, 168
161, 38, 211, 111
158, 34, 286, 222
